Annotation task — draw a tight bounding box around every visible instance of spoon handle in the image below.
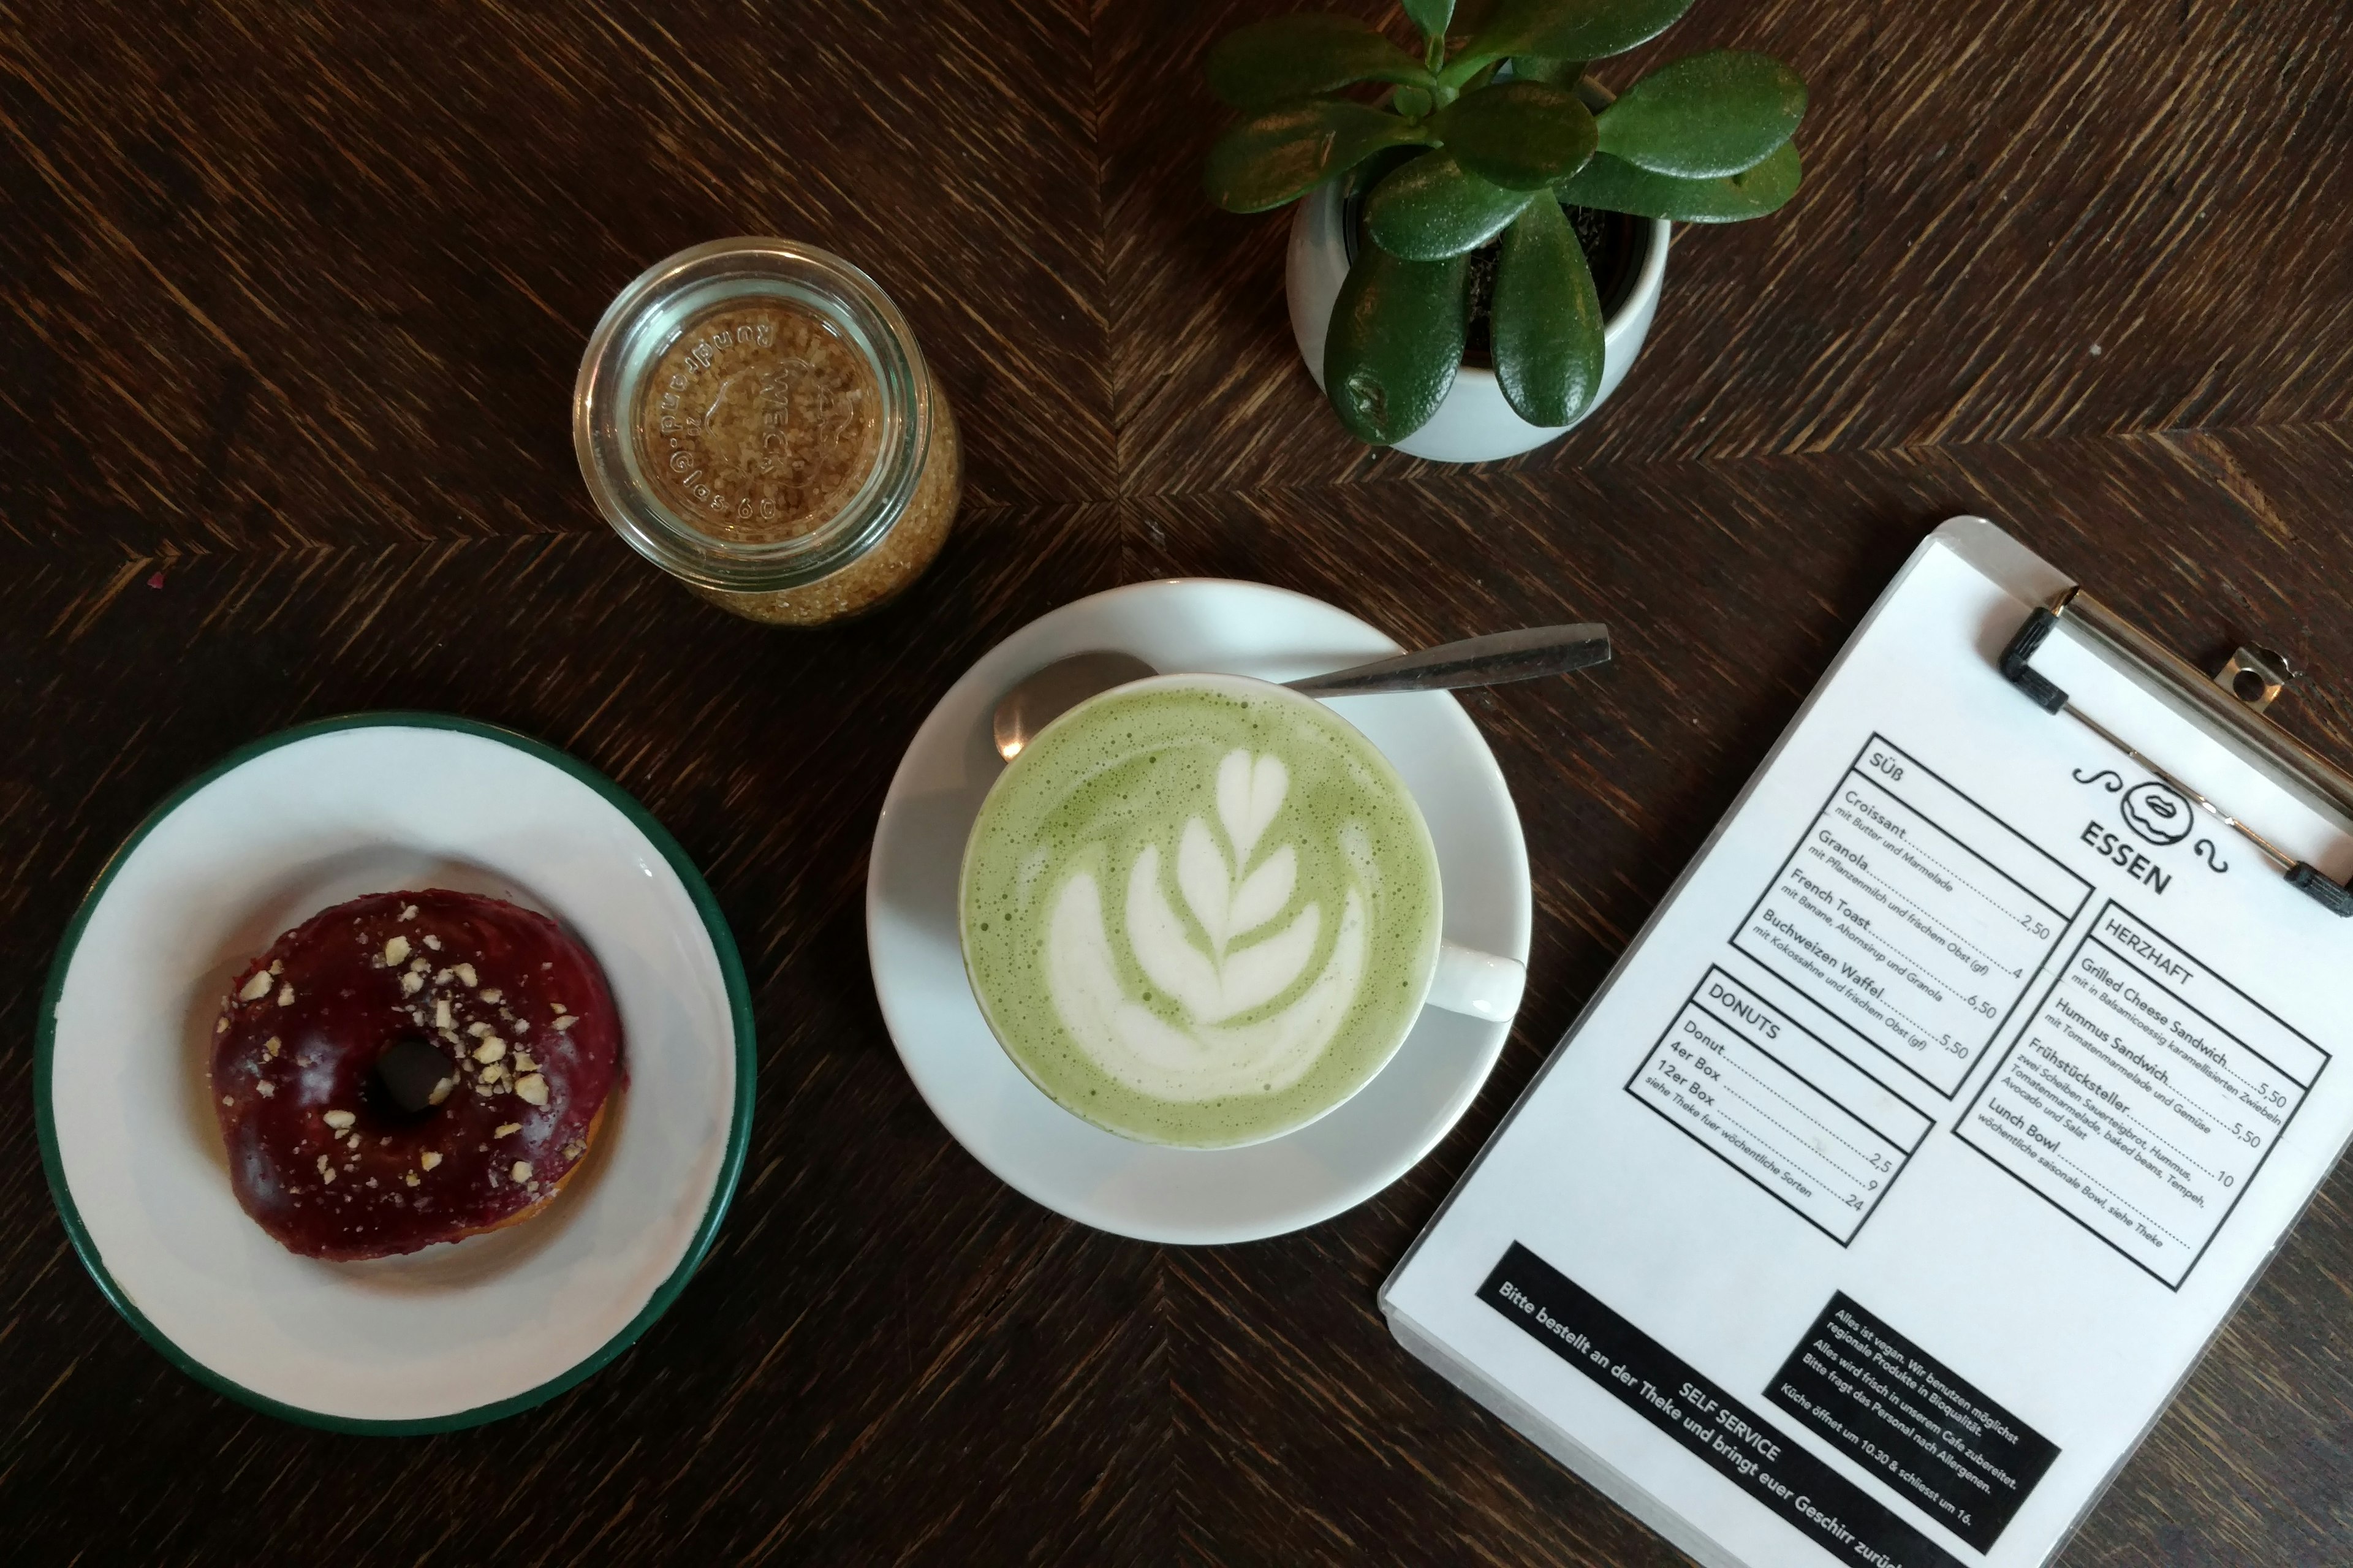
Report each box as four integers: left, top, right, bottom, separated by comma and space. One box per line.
1284, 623, 1611, 697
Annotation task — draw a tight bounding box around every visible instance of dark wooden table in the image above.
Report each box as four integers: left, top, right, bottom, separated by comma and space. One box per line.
5, 1, 2352, 1562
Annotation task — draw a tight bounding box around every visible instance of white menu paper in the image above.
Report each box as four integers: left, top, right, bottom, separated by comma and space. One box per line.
1382, 517, 2353, 1568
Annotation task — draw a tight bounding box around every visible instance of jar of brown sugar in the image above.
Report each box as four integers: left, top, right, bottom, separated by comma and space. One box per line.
574, 238, 961, 625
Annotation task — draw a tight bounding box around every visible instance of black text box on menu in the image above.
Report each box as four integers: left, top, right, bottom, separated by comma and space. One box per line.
1733, 735, 2093, 1099
1480, 1246, 1968, 1568
1626, 968, 1933, 1245
1955, 901, 2328, 1289
1768, 1293, 2060, 1553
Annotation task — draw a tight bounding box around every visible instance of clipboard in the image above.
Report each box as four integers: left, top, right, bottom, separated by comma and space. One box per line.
1379, 516, 2353, 1568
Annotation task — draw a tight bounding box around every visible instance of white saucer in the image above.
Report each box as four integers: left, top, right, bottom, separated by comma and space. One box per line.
866, 581, 1532, 1244
36, 714, 754, 1431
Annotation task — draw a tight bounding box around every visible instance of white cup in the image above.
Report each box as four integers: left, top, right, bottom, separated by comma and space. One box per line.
961, 673, 1525, 1147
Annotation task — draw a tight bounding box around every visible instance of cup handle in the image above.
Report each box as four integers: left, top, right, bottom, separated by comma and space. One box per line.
1425, 941, 1526, 1023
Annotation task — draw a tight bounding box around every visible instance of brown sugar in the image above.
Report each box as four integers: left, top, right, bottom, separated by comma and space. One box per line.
631, 295, 962, 624
637, 301, 884, 543
691, 396, 962, 626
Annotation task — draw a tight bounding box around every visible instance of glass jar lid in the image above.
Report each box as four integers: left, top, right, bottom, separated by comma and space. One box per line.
574, 238, 934, 594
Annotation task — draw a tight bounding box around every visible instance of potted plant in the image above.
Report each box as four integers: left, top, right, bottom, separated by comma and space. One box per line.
1205, 0, 1807, 462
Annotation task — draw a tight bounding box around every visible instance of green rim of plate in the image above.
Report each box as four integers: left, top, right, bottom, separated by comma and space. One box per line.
32, 711, 758, 1435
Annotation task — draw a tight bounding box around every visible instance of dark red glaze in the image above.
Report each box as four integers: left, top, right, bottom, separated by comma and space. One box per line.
210, 889, 622, 1261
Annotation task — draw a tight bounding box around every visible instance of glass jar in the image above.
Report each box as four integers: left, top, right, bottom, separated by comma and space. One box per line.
574, 238, 961, 625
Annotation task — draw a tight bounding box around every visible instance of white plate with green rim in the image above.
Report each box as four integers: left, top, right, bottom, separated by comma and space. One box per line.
36, 713, 754, 1433
867, 580, 1533, 1244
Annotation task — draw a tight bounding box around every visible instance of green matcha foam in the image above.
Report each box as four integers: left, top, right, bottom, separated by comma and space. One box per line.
960, 674, 1441, 1148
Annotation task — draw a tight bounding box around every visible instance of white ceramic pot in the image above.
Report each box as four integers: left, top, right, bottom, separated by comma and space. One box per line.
1286, 142, 1670, 464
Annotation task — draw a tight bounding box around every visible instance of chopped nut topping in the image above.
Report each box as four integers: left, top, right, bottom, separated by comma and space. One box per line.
347, 1133, 362, 1149
510, 1161, 532, 1183
425, 1075, 455, 1105
400, 971, 425, 995
435, 998, 454, 1031
263, 1036, 282, 1058
514, 1073, 549, 1106
323, 1167, 337, 1184
322, 1109, 356, 1130
423, 934, 441, 950
271, 960, 284, 975
316, 1154, 332, 1174
513, 1053, 537, 1072
221, 1094, 234, 1107
512, 1020, 530, 1034
410, 956, 429, 972
400, 904, 418, 920
481, 1061, 507, 1084
420, 1151, 442, 1171
435, 968, 454, 983
472, 1037, 506, 1063
256, 1082, 276, 1097
238, 971, 274, 1001
494, 1123, 521, 1138
214, 1017, 229, 1036
553, 1015, 577, 1031
454, 963, 478, 988
384, 935, 411, 966
276, 984, 295, 1007
404, 1171, 420, 1187
479, 987, 503, 1004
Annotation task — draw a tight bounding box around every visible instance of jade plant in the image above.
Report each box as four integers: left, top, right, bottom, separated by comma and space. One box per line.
1205, 0, 1806, 444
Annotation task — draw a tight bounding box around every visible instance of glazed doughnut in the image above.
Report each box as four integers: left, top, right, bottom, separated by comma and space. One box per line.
210, 888, 623, 1261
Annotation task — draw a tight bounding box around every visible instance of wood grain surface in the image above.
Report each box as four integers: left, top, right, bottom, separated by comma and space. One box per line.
3, 1, 2351, 1563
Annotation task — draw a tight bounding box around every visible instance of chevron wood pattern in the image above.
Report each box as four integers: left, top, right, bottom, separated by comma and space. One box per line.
2, 1, 2351, 1564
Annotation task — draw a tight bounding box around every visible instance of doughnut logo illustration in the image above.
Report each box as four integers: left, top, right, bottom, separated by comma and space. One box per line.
2120, 781, 2194, 846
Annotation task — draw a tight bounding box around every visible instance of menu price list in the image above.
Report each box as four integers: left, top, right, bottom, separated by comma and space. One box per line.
1957, 903, 2326, 1289
1627, 969, 1931, 1244
1735, 737, 2091, 1098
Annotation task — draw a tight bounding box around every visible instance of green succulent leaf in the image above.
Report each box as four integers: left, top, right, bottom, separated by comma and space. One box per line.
1594, 50, 1808, 178
1365, 151, 1537, 259
1205, 101, 1434, 213
1207, 15, 1436, 110
1558, 140, 1802, 220
1403, 0, 1455, 42
1434, 81, 1596, 190
1392, 82, 1436, 119
1491, 196, 1605, 428
1324, 244, 1470, 444
1509, 55, 1585, 86
1450, 0, 1694, 78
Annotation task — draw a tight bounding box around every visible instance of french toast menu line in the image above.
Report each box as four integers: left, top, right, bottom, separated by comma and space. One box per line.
1732, 735, 2094, 1101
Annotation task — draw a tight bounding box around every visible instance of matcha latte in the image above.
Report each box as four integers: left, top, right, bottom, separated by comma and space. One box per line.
960, 674, 1442, 1148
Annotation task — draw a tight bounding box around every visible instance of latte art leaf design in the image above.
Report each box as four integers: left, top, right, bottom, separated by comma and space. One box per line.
1044, 748, 1371, 1102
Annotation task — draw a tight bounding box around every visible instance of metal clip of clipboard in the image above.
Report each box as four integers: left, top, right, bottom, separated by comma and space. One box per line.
1999, 589, 2353, 917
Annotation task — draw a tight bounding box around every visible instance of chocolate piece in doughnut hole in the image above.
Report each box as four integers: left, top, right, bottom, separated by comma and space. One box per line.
209, 888, 623, 1261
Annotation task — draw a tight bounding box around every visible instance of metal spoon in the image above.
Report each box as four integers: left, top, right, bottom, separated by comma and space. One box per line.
991, 623, 1610, 760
